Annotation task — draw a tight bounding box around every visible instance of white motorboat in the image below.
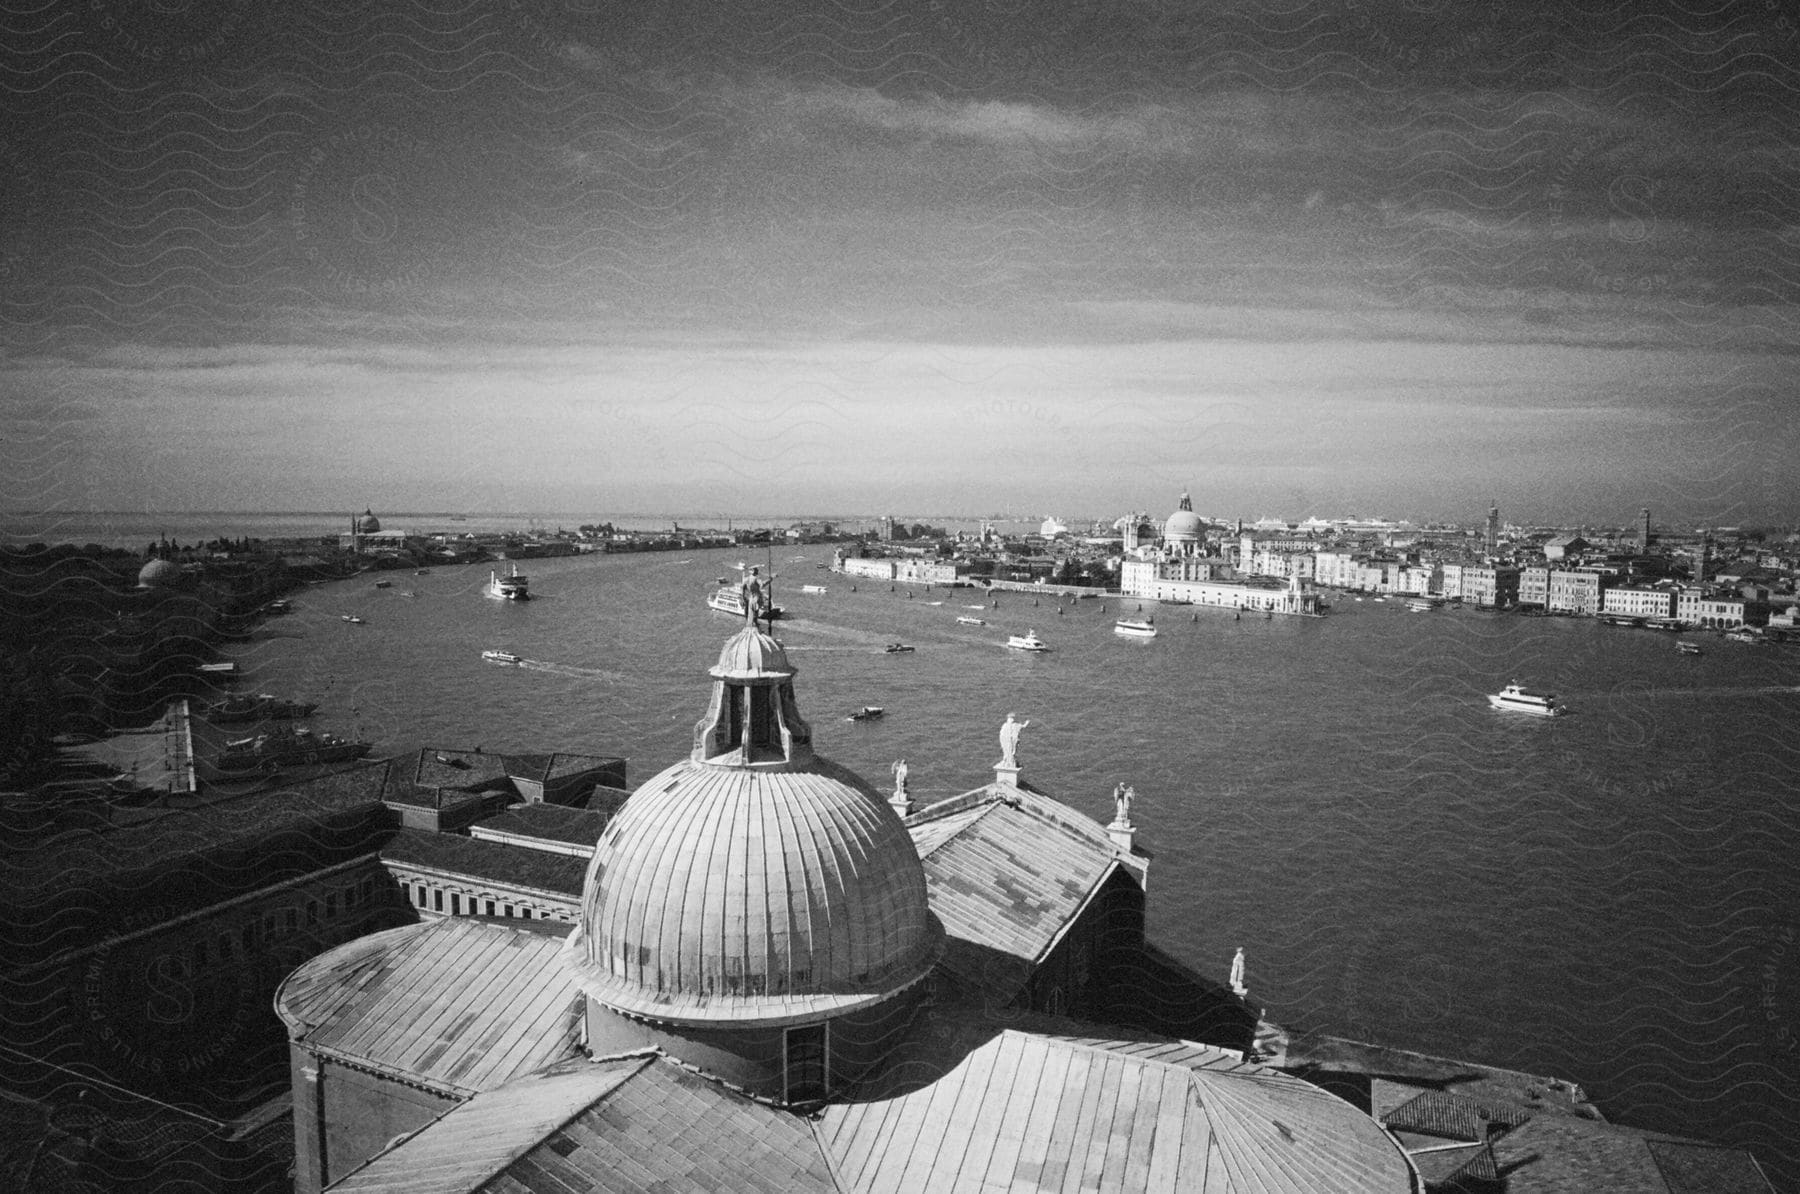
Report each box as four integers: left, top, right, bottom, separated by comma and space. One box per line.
1487, 682, 1562, 717
956, 616, 985, 626
1113, 619, 1157, 638
482, 650, 522, 665
1006, 630, 1050, 652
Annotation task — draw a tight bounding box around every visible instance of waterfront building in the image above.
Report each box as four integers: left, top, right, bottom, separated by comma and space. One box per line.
894, 557, 958, 584
839, 556, 896, 580
1603, 586, 1676, 620
1520, 565, 1550, 608
1547, 568, 1609, 615
1460, 565, 1517, 608
1676, 588, 1749, 629
1313, 549, 1360, 589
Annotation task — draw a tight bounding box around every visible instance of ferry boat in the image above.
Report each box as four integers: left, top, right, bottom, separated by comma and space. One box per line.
707, 583, 784, 620
487, 564, 530, 601
215, 726, 372, 773
1487, 682, 1563, 717
481, 650, 522, 665
1006, 630, 1050, 652
203, 693, 318, 723
1599, 613, 1644, 627
955, 616, 985, 626
1646, 617, 1686, 632
1113, 619, 1157, 638
884, 643, 914, 653
1677, 641, 1702, 655
846, 705, 884, 722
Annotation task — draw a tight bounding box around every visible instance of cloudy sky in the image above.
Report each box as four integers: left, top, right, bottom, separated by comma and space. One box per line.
2, 0, 1796, 525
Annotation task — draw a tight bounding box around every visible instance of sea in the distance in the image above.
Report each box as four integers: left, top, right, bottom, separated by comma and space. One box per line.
65, 517, 1800, 1183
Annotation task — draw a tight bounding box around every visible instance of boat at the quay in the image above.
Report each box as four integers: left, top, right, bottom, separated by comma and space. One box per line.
200, 548, 1800, 1179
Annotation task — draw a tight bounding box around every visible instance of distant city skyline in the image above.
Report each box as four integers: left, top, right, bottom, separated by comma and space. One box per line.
1, 2, 1795, 526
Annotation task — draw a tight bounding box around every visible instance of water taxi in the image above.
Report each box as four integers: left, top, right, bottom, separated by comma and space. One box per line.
262, 599, 292, 615
1725, 629, 1762, 644
956, 616, 985, 626
883, 643, 915, 653
800, 584, 828, 594
198, 661, 240, 675
1487, 682, 1563, 717
1113, 619, 1157, 638
1676, 641, 1702, 655
374, 579, 392, 589
341, 614, 365, 624
1006, 631, 1050, 652
482, 650, 522, 665
846, 705, 884, 721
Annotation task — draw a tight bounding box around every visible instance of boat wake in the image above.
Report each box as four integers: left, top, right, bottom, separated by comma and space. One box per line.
515, 660, 627, 682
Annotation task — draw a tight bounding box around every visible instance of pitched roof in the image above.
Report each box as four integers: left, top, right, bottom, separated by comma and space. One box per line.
275, 918, 582, 1097
819, 1007, 1416, 1193
906, 783, 1126, 988
327, 1058, 646, 1193
331, 1056, 840, 1194
1487, 1115, 1773, 1193
379, 829, 588, 898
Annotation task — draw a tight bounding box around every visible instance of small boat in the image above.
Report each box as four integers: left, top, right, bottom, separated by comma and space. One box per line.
1725, 629, 1763, 644
215, 725, 372, 773
374, 580, 392, 589
400, 589, 417, 598
1372, 596, 1386, 603
482, 650, 522, 665
341, 615, 365, 624
800, 585, 828, 594
1487, 682, 1562, 717
846, 705, 884, 721
926, 601, 943, 606
884, 643, 915, 653
1006, 630, 1050, 652
965, 604, 987, 610
262, 599, 292, 615
198, 661, 239, 675
204, 692, 318, 723
415, 569, 429, 575
1676, 641, 1702, 655
1405, 597, 1437, 613
1113, 619, 1157, 638
956, 616, 986, 626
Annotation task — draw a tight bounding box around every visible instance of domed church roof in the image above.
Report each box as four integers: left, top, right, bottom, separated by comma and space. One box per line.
564, 625, 940, 1027
136, 558, 180, 587
1164, 491, 1204, 543
354, 508, 381, 533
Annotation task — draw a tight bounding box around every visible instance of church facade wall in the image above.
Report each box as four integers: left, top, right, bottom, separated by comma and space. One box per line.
1029, 867, 1146, 1020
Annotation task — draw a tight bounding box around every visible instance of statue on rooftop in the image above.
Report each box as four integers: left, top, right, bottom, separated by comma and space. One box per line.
1112, 782, 1133, 828
890, 758, 909, 797
998, 712, 1029, 768
740, 566, 765, 627
1230, 947, 1247, 998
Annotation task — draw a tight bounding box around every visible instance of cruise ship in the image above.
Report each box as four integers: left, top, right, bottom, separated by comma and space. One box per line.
486, 564, 530, 601
1487, 682, 1563, 717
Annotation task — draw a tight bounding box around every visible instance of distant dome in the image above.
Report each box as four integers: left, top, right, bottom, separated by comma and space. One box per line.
136, 558, 180, 588
1164, 491, 1204, 544
565, 625, 939, 1026
354, 508, 381, 533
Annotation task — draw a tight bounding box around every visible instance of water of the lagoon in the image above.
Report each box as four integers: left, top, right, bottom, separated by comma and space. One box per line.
203, 547, 1800, 1181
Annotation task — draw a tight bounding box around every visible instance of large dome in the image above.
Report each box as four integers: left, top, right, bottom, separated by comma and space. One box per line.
136, 558, 180, 588
564, 626, 940, 1027
354, 508, 381, 533
1164, 491, 1204, 544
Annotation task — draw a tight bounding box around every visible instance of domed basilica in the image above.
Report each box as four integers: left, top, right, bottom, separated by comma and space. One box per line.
276, 613, 1417, 1192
